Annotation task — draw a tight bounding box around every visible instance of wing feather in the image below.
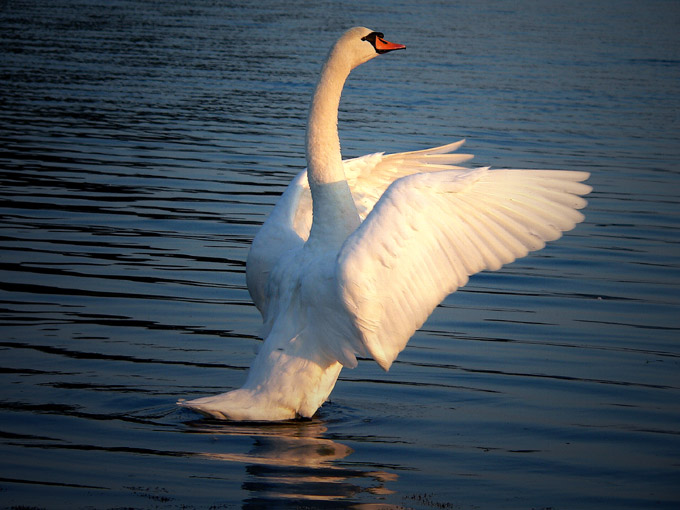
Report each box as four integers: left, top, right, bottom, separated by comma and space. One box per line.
246, 171, 308, 316
344, 140, 473, 219
337, 167, 591, 370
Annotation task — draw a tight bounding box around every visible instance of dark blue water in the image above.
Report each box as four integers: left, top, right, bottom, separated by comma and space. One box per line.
2, 1, 679, 509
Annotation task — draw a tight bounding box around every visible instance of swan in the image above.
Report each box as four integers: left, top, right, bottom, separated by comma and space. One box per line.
178, 27, 591, 421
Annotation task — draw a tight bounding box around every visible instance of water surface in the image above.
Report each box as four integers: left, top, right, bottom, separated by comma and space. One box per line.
1, 1, 679, 509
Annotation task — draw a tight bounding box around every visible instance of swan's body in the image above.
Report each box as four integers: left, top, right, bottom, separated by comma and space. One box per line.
179, 27, 591, 421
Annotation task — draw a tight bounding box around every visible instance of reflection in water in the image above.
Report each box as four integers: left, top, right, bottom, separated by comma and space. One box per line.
185, 419, 398, 508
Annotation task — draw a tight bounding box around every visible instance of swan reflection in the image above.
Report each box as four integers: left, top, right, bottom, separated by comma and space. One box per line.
184, 418, 398, 507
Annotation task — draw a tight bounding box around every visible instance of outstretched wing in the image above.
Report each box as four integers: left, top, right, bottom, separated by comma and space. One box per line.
336, 166, 591, 370
344, 139, 473, 219
245, 171, 308, 316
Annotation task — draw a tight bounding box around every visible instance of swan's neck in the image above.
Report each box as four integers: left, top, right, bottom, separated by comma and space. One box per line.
305, 54, 360, 246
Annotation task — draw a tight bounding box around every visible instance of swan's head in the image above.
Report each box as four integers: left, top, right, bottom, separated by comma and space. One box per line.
330, 26, 405, 70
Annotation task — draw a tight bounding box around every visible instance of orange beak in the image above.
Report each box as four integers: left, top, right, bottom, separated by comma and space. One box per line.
375, 36, 406, 53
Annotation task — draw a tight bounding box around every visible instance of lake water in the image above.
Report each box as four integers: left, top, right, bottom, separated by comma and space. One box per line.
1, 1, 679, 509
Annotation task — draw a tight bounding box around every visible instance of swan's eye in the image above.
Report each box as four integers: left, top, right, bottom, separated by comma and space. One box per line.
361, 32, 384, 46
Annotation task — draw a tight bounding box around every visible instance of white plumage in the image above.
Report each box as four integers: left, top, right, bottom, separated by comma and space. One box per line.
178, 27, 591, 420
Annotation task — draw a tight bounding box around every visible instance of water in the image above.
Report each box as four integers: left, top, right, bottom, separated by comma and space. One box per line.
1, 0, 679, 508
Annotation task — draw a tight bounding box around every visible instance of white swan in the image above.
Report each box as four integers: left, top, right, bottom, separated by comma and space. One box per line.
178, 27, 591, 421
